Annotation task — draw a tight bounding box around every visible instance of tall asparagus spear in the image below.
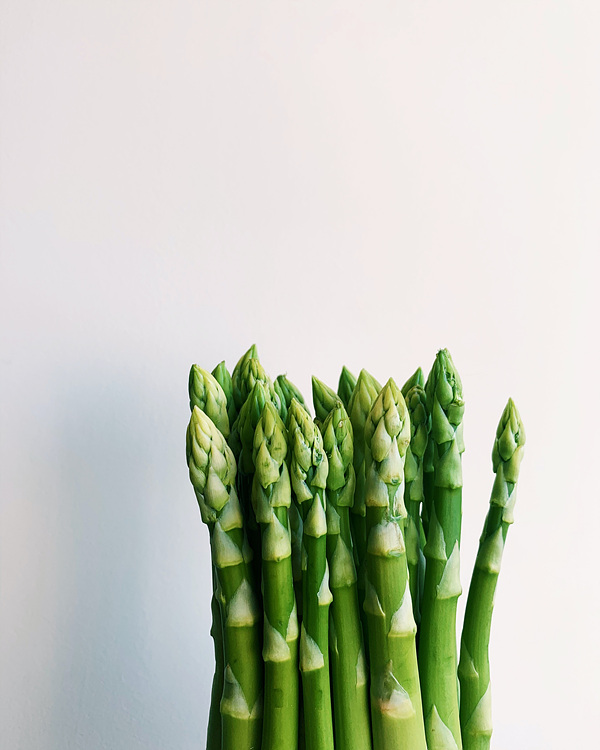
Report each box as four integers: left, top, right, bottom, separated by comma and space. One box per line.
312, 376, 338, 428
322, 401, 372, 750
212, 360, 236, 428
186, 407, 263, 750
188, 366, 230, 750
337, 366, 357, 410
287, 398, 334, 750
189, 365, 230, 439
363, 378, 427, 750
403, 384, 430, 628
252, 402, 299, 750
458, 399, 525, 750
347, 369, 382, 634
418, 349, 465, 750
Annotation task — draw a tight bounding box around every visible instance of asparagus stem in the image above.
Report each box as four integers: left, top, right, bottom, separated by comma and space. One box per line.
288, 399, 334, 750
188, 366, 230, 749
403, 384, 430, 629
347, 369, 382, 647
212, 360, 236, 429
322, 402, 372, 750
187, 408, 263, 750
337, 366, 357, 410
418, 349, 465, 750
206, 569, 225, 750
458, 399, 525, 750
363, 379, 427, 750
252, 402, 299, 750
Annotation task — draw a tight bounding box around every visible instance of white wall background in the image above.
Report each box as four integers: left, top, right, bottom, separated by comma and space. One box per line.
1, 1, 599, 748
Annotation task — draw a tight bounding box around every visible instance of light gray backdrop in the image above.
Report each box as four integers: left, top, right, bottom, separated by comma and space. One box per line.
1, 1, 598, 749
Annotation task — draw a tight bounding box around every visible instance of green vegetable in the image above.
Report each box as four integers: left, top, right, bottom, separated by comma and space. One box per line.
187, 408, 263, 750
403, 384, 430, 628
288, 398, 334, 750
337, 365, 357, 410
252, 402, 299, 750
458, 399, 525, 750
322, 401, 371, 750
363, 378, 427, 750
212, 360, 236, 428
189, 364, 230, 439
418, 349, 465, 750
311, 375, 338, 428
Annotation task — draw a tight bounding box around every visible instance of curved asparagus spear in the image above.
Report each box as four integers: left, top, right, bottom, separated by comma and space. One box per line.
287, 398, 334, 750
312, 376, 338, 427
337, 366, 357, 410
186, 408, 263, 750
347, 369, 382, 631
403, 384, 430, 628
212, 360, 236, 428
252, 402, 299, 750
189, 365, 230, 439
363, 378, 427, 750
458, 399, 525, 750
418, 349, 465, 750
322, 401, 372, 750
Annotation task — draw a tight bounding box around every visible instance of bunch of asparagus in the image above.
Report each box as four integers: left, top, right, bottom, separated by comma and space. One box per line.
185, 345, 525, 750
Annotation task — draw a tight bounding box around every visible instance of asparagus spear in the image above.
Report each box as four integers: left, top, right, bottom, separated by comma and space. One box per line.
186, 407, 263, 750
252, 402, 299, 750
275, 374, 306, 424
458, 399, 525, 750
212, 360, 236, 428
287, 398, 334, 750
322, 401, 372, 750
337, 366, 357, 410
401, 366, 425, 396
347, 369, 382, 633
363, 378, 427, 750
418, 349, 465, 750
231, 344, 258, 416
188, 366, 230, 750
189, 365, 230, 439
403, 384, 430, 628
312, 376, 338, 428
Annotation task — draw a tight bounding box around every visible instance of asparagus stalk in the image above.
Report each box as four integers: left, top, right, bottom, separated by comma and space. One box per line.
337, 366, 357, 410
363, 378, 427, 750
312, 376, 338, 428
189, 365, 230, 439
347, 369, 382, 632
252, 402, 299, 750
188, 366, 230, 750
458, 399, 525, 750
212, 360, 236, 428
287, 398, 334, 750
418, 349, 465, 750
322, 401, 372, 750
403, 384, 430, 628
186, 407, 263, 750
